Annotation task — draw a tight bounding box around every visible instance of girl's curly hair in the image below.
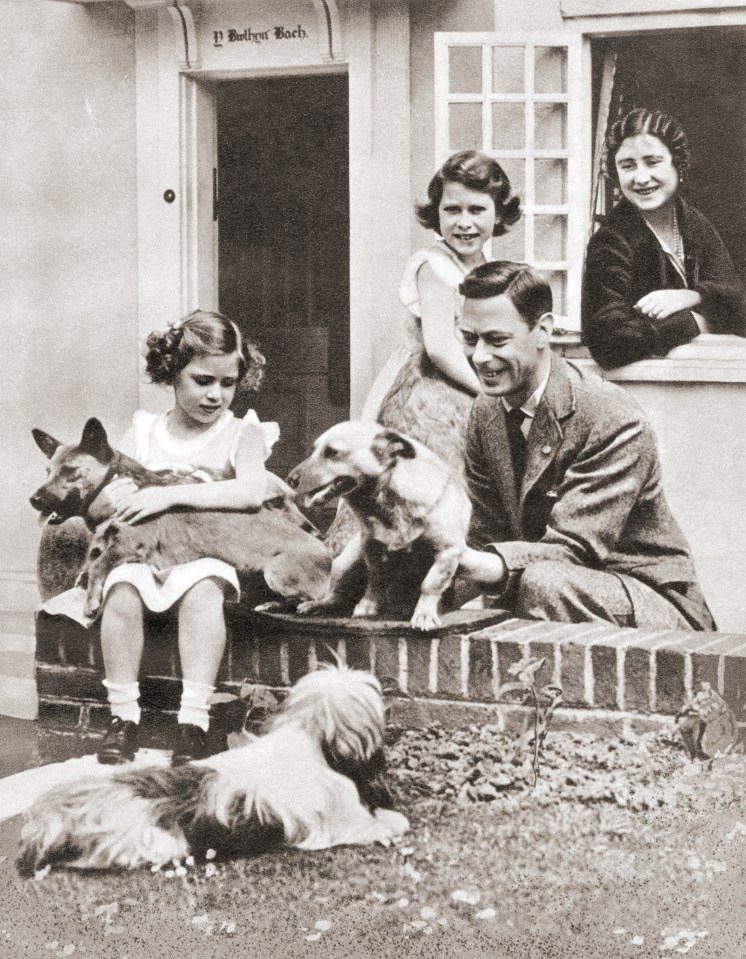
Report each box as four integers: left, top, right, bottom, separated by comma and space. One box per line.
144, 309, 265, 391
416, 150, 522, 238
603, 108, 691, 184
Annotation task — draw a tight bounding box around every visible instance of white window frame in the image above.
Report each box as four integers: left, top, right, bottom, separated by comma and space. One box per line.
561, 1, 746, 381
434, 32, 584, 331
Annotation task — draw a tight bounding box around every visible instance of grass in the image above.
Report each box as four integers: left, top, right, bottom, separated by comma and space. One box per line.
0, 726, 744, 959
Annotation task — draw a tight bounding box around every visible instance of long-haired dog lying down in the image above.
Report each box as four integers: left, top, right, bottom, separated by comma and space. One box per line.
17, 666, 408, 875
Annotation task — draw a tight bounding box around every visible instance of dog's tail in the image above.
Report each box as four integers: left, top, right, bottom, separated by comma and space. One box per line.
17, 768, 197, 875
16, 761, 288, 876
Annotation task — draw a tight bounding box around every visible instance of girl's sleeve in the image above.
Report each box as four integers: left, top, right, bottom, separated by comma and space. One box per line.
231, 410, 280, 468
399, 244, 465, 317
118, 410, 155, 461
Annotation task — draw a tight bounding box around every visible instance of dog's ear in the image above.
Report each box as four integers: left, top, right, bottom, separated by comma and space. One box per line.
374, 430, 417, 465
79, 419, 114, 463
32, 429, 61, 460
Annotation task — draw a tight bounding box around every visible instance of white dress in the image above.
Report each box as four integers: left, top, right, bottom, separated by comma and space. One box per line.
361, 237, 477, 474
102, 409, 279, 612
42, 409, 279, 623
361, 237, 470, 422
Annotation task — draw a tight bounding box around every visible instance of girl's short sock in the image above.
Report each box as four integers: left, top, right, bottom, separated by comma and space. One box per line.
103, 679, 141, 725
177, 680, 215, 732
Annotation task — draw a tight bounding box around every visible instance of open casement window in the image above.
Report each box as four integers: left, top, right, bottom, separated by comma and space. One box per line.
434, 33, 584, 332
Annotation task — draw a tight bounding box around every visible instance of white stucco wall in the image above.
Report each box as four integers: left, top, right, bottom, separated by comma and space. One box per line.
0, 1, 140, 713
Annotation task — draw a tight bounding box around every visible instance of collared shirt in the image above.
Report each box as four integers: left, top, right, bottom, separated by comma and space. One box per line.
501, 368, 550, 439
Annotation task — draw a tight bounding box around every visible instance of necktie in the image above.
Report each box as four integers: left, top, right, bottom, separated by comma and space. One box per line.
505, 407, 527, 487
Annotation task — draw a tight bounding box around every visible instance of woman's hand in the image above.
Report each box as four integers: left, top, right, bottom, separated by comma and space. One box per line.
634, 289, 701, 320
95, 477, 139, 517
114, 486, 178, 524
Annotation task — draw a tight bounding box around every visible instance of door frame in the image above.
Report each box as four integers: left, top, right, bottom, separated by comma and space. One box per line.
130, 1, 411, 417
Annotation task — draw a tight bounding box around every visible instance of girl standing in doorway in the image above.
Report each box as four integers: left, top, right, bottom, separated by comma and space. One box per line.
96, 310, 278, 766
582, 108, 745, 369
364, 150, 522, 471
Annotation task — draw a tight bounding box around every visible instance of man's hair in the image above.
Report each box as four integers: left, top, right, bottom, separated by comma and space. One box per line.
459, 261, 552, 330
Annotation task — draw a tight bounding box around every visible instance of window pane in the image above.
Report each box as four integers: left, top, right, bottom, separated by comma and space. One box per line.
545, 271, 567, 315
534, 214, 567, 261
492, 102, 524, 150
449, 46, 482, 94
534, 102, 567, 149
449, 102, 482, 152
534, 158, 567, 205
495, 215, 525, 261
494, 157, 524, 204
491, 46, 524, 94
534, 47, 567, 94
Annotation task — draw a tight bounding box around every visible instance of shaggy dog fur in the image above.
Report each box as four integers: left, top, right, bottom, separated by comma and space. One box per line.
30, 418, 331, 616
17, 666, 408, 875
288, 421, 486, 630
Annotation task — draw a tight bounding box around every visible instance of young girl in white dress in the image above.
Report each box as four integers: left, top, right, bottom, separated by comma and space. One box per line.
96, 310, 279, 766
365, 150, 522, 471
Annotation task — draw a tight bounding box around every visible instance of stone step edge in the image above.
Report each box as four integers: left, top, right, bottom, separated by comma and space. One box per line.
34, 618, 746, 717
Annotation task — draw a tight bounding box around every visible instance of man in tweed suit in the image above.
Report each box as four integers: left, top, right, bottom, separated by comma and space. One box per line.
458, 261, 715, 630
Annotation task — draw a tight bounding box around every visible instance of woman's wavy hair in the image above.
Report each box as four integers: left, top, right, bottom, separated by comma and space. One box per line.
144, 309, 265, 391
603, 108, 691, 184
416, 150, 522, 237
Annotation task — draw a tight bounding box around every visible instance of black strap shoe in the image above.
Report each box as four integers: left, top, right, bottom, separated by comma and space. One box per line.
97, 717, 139, 765
172, 723, 209, 766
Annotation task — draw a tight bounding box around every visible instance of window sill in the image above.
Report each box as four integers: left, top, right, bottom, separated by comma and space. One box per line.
551, 334, 746, 383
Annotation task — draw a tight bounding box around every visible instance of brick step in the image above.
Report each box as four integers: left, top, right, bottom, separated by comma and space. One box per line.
34, 609, 746, 762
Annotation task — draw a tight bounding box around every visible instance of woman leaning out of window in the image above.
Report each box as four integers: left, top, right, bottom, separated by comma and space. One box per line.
582, 108, 746, 369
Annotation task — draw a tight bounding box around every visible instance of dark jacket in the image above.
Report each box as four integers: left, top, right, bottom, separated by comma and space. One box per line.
466, 354, 716, 630
582, 197, 745, 369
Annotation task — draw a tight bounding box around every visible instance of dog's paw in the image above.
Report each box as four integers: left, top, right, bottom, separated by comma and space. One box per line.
352, 597, 382, 618
410, 602, 442, 631
254, 600, 288, 613
373, 809, 410, 845
296, 598, 335, 616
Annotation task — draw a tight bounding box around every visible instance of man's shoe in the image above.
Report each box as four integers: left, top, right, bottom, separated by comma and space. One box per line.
172, 724, 209, 766
97, 717, 139, 765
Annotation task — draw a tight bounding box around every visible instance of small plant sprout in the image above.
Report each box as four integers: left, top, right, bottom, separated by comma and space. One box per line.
675, 682, 739, 760
497, 653, 562, 786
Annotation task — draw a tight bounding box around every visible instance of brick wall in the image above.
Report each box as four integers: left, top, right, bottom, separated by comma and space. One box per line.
34, 607, 746, 760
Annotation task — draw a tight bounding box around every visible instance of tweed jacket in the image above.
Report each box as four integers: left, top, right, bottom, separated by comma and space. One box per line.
582, 196, 745, 369
465, 354, 715, 630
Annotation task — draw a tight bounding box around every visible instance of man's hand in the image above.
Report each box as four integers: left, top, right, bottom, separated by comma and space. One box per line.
114, 486, 177, 524
634, 289, 701, 321
460, 546, 508, 588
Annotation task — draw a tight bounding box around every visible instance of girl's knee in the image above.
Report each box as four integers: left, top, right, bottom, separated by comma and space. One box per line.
179, 577, 226, 612
102, 582, 143, 619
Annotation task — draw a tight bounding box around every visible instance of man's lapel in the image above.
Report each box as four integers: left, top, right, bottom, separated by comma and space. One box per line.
519, 355, 576, 512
